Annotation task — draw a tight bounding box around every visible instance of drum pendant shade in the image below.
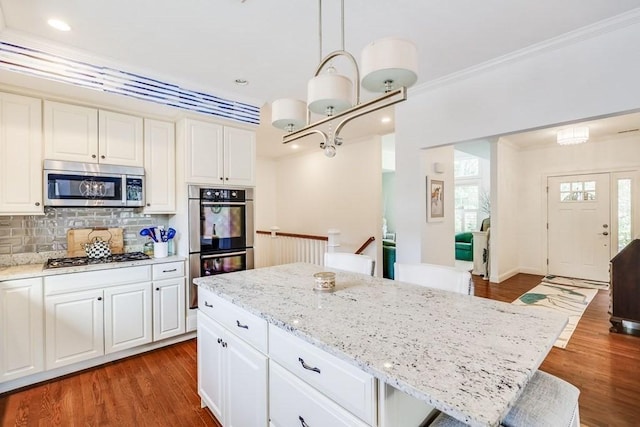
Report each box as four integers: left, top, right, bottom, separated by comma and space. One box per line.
271, 98, 307, 130
307, 72, 353, 115
361, 37, 418, 92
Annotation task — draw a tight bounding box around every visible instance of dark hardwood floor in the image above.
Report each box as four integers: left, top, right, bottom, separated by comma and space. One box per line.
1, 273, 639, 426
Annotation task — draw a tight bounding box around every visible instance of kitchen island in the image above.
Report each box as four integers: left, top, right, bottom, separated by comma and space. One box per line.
194, 263, 567, 427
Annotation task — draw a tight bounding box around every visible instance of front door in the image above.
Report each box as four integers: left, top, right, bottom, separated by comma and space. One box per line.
547, 173, 611, 282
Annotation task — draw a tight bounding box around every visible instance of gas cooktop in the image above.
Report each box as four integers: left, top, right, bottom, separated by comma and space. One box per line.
45, 252, 151, 269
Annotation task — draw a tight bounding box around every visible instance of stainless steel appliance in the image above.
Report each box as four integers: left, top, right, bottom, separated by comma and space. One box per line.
188, 185, 254, 308
44, 160, 145, 207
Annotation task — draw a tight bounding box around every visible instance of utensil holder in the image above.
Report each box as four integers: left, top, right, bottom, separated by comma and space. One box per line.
154, 242, 168, 258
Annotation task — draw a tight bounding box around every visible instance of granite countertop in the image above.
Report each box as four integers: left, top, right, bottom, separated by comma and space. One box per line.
0, 255, 186, 281
194, 263, 568, 427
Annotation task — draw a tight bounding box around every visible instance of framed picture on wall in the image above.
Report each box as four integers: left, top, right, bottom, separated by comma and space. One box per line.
427, 177, 444, 222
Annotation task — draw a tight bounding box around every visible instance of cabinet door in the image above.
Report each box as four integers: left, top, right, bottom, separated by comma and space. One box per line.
184, 119, 224, 184
104, 282, 152, 354
44, 100, 98, 163
0, 278, 43, 382
0, 93, 43, 214
197, 312, 226, 423
98, 110, 144, 167
144, 119, 176, 213
153, 277, 185, 341
224, 127, 255, 186
225, 331, 268, 427
45, 289, 104, 369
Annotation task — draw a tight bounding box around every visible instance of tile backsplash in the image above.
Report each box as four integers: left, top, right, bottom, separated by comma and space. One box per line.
0, 207, 170, 256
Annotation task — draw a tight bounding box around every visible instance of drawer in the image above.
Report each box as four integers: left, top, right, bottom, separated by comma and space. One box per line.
198, 287, 268, 354
45, 265, 151, 295
152, 261, 184, 280
268, 324, 375, 425
269, 361, 370, 427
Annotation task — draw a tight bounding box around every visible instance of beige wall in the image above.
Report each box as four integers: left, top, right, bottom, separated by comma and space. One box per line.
256, 136, 383, 265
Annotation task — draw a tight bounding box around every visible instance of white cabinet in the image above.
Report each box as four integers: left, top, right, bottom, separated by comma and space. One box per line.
0, 277, 44, 382
44, 265, 152, 370
144, 119, 176, 213
152, 261, 186, 341
45, 288, 104, 369
197, 311, 268, 427
0, 92, 43, 215
44, 101, 143, 167
98, 110, 144, 167
269, 361, 369, 427
104, 282, 152, 354
181, 118, 255, 186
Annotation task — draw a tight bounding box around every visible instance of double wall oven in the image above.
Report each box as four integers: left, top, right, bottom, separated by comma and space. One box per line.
188, 186, 254, 309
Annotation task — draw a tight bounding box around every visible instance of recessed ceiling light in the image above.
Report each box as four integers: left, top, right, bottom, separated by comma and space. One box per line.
47, 18, 71, 32
381, 116, 391, 123
291, 144, 299, 149
234, 78, 248, 86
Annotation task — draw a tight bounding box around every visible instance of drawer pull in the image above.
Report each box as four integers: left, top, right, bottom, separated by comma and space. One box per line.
162, 268, 177, 273
298, 416, 309, 427
236, 320, 249, 329
298, 357, 321, 374
204, 301, 213, 308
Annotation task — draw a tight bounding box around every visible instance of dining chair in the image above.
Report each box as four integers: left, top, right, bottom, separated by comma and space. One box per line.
394, 263, 473, 295
324, 252, 375, 276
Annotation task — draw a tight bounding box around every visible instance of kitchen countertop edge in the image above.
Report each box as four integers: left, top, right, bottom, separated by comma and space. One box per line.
0, 255, 187, 281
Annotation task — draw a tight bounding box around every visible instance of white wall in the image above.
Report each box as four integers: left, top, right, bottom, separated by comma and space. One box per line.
395, 18, 640, 270
255, 137, 383, 272
492, 140, 520, 282
516, 133, 640, 276
422, 146, 456, 266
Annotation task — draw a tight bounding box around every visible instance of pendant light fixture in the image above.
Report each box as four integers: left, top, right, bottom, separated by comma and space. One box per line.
271, 0, 418, 157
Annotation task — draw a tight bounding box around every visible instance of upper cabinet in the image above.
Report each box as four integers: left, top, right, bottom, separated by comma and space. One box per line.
44, 101, 144, 167
181, 118, 255, 186
0, 92, 43, 215
144, 119, 176, 214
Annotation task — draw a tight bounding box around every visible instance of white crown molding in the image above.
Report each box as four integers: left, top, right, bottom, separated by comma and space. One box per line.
411, 7, 640, 96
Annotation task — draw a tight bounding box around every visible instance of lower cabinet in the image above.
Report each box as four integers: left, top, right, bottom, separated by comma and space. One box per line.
152, 261, 186, 341
269, 361, 369, 427
105, 282, 152, 354
0, 277, 44, 382
197, 311, 268, 427
45, 288, 105, 369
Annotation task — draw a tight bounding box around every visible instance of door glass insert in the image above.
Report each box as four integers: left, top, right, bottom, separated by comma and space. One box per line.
617, 178, 632, 251
560, 180, 596, 202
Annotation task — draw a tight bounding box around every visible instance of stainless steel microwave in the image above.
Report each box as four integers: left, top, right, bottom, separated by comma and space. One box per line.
44, 160, 145, 207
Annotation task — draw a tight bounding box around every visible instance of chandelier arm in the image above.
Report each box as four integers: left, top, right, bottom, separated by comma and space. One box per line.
333, 87, 406, 140
283, 87, 406, 145
281, 129, 329, 146
313, 50, 360, 105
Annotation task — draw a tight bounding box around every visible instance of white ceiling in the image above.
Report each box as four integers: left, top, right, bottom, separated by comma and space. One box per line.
0, 0, 639, 157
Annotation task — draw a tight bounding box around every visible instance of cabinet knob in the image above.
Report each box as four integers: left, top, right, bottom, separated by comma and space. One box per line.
298, 416, 310, 427
219, 177, 224, 181
101, 155, 105, 159
146, 203, 151, 207
217, 338, 222, 344
156, 287, 160, 291
225, 177, 229, 181
35, 202, 40, 206
92, 154, 97, 158
97, 297, 103, 301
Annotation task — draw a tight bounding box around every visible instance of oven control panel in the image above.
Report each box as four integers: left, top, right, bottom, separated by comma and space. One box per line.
201, 188, 245, 202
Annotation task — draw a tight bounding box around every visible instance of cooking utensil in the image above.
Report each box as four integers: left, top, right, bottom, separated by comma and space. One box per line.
140, 228, 158, 242
166, 228, 176, 240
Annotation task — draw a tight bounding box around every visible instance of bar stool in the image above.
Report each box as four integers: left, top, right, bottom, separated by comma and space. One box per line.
429, 371, 580, 427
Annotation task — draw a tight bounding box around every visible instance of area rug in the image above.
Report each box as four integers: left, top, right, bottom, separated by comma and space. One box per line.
542, 275, 609, 290
512, 283, 598, 349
